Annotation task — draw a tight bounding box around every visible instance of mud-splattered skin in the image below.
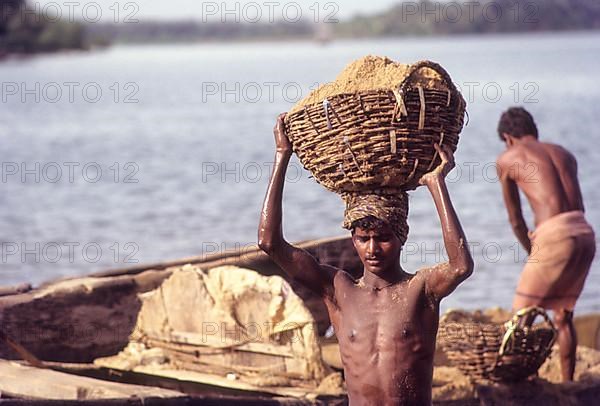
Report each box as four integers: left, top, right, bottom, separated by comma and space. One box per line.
259, 114, 473, 405
327, 270, 440, 405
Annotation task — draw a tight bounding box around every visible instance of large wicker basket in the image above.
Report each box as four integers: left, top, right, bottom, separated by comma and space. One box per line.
438, 307, 557, 383
284, 60, 467, 193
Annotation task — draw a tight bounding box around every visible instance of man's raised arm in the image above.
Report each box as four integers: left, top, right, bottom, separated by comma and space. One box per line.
420, 144, 474, 301
258, 113, 335, 300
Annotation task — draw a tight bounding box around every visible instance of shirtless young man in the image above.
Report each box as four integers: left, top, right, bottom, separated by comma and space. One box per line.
258, 113, 473, 405
496, 107, 596, 382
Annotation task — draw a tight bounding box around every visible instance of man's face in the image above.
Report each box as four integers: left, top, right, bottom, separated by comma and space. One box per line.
352, 225, 402, 275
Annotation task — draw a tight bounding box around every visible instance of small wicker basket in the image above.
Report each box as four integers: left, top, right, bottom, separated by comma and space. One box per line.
284, 60, 467, 193
438, 307, 557, 383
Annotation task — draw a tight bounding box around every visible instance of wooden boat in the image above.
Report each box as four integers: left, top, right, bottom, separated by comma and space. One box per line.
1, 235, 600, 405
0, 236, 357, 405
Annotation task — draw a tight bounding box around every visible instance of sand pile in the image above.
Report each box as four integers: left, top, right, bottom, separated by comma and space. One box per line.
289, 55, 446, 114
434, 308, 600, 404
539, 345, 600, 383
433, 346, 600, 404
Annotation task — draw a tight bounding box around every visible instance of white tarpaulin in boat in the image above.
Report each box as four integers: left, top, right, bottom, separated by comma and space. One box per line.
95, 265, 341, 395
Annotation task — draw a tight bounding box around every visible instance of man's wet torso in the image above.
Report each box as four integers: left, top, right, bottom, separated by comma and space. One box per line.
325, 270, 439, 406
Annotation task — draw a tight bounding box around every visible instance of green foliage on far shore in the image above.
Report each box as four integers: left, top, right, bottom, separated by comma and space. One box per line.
2, 0, 599, 55
83, 0, 600, 46
0, 0, 87, 56
335, 0, 600, 38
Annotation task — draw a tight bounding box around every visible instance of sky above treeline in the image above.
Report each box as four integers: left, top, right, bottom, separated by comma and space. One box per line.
32, 0, 402, 22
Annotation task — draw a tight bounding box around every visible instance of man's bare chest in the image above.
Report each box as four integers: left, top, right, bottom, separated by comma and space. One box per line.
331, 284, 430, 346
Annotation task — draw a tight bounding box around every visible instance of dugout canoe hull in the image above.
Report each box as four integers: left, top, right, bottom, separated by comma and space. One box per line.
0, 236, 359, 404
2, 235, 600, 405
3, 233, 599, 363
0, 236, 361, 363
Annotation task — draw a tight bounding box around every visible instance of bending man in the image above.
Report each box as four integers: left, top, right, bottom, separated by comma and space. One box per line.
496, 107, 596, 382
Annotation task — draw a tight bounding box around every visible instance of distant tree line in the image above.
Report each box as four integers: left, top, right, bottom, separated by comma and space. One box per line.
2, 0, 599, 56
85, 0, 600, 45
335, 0, 600, 37
84, 19, 315, 45
0, 0, 86, 57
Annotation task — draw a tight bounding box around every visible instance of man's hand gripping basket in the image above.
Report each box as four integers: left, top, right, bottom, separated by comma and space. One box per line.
284, 60, 467, 193
439, 307, 558, 383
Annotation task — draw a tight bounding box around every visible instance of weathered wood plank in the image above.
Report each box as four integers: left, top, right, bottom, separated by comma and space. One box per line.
0, 396, 319, 406
145, 332, 297, 357
86, 236, 357, 279
112, 365, 322, 399
0, 399, 197, 406
0, 283, 31, 297
0, 237, 358, 362
0, 360, 185, 400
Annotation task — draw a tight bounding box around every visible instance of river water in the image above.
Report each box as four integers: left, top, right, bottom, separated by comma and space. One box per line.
1, 32, 599, 313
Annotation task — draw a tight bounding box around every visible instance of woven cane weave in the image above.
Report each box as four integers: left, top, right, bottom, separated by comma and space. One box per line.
438, 307, 557, 383
284, 60, 466, 193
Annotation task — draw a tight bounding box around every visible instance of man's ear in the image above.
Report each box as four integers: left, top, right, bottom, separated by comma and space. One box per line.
502, 133, 514, 146
350, 230, 358, 245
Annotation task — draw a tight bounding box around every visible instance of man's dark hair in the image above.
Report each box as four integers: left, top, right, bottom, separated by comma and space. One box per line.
497, 107, 538, 141
350, 215, 389, 234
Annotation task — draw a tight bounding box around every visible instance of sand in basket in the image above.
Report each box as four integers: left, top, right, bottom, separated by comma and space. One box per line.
290, 55, 446, 115
284, 55, 466, 194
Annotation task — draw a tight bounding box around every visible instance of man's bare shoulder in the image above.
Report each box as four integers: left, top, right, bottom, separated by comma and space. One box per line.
402, 266, 438, 291
542, 142, 577, 163
497, 148, 522, 171
497, 147, 530, 180
497, 146, 524, 166
332, 268, 358, 286
416, 262, 453, 284
415, 262, 450, 279
327, 268, 358, 307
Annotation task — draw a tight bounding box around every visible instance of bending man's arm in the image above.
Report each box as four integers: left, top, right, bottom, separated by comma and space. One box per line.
420, 145, 474, 301
258, 114, 335, 300
497, 159, 531, 254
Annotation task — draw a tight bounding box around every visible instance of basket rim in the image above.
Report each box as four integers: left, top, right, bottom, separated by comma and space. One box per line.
286, 86, 466, 119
